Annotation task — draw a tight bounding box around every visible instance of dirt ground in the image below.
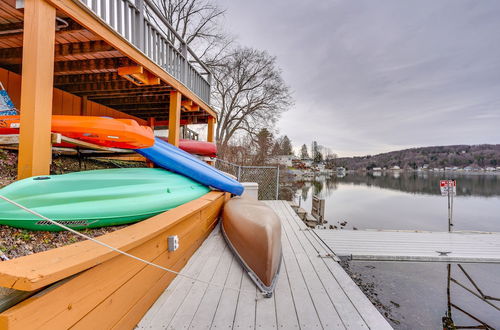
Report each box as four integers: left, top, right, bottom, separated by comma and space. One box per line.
0, 149, 146, 259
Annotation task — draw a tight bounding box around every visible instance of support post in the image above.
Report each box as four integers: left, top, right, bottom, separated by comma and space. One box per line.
168, 91, 181, 147
17, 0, 56, 179
207, 116, 215, 143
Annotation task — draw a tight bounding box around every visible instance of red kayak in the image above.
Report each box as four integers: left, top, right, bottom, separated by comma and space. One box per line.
159, 138, 217, 157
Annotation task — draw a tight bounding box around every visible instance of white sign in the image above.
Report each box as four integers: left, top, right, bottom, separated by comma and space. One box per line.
440, 180, 456, 196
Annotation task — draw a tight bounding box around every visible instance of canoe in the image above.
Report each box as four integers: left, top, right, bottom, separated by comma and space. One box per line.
221, 197, 282, 297
135, 137, 244, 195
0, 168, 210, 231
158, 138, 217, 157
0, 115, 154, 149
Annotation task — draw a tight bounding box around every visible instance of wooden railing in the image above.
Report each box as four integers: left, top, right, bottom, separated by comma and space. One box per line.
76, 0, 212, 104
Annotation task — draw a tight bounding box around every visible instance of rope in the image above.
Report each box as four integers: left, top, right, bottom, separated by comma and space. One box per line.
0, 195, 259, 297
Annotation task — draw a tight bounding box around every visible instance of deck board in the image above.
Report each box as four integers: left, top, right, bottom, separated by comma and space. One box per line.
138, 201, 392, 329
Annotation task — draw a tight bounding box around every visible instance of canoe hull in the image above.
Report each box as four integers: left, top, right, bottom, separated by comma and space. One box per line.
0, 168, 210, 231
222, 197, 282, 296
0, 115, 154, 149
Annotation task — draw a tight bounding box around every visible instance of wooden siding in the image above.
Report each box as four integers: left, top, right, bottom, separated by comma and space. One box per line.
0, 191, 227, 329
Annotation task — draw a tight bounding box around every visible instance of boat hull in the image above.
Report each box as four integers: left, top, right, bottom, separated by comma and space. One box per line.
0, 168, 210, 231
0, 115, 154, 149
158, 138, 217, 157
222, 197, 282, 296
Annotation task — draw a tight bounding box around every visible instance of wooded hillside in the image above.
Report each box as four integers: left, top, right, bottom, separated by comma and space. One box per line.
335, 145, 500, 170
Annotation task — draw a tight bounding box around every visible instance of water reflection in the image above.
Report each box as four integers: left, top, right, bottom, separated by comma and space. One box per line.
293, 172, 500, 198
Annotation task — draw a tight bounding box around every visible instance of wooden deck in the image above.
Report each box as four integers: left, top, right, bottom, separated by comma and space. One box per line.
314, 229, 500, 263
138, 200, 391, 329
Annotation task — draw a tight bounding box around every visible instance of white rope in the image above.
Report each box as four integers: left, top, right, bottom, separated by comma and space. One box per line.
0, 194, 259, 297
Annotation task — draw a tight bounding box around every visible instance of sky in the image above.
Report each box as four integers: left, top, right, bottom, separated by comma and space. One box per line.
217, 0, 500, 157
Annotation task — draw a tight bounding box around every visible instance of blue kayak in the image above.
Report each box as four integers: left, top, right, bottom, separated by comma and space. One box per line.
135, 138, 244, 195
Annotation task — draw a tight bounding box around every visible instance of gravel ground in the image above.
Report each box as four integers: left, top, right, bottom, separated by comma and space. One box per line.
0, 149, 146, 259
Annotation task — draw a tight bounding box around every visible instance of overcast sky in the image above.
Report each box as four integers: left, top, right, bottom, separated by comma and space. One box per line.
218, 0, 500, 156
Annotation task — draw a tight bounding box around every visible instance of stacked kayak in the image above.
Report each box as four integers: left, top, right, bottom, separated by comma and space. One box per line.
179, 139, 217, 157
135, 138, 243, 195
0, 115, 154, 149
0, 168, 210, 231
158, 138, 217, 157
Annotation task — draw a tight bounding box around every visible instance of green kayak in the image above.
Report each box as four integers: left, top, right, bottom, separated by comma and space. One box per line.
0, 168, 210, 231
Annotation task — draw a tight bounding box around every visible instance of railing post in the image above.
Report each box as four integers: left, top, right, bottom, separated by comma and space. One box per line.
181, 42, 188, 83
135, 0, 145, 51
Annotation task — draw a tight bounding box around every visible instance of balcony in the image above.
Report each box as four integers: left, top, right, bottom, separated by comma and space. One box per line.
76, 0, 211, 104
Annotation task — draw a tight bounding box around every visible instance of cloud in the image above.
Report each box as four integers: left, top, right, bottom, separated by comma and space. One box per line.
218, 0, 500, 156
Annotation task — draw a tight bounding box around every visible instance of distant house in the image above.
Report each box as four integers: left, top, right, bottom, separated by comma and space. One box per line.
372, 167, 382, 172
268, 155, 295, 167
390, 165, 401, 171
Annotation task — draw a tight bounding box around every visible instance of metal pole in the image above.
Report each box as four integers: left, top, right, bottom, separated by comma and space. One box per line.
447, 180, 451, 232
450, 180, 454, 232
276, 166, 280, 200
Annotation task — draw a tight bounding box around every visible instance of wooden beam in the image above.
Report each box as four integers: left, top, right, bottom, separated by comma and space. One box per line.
92, 95, 169, 105
52, 58, 131, 75
0, 41, 119, 65
207, 116, 215, 143
53, 72, 124, 86
118, 66, 160, 86
168, 91, 181, 147
59, 81, 167, 94
17, 0, 56, 179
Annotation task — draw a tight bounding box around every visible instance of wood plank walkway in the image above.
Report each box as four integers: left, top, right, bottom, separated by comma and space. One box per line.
138, 201, 391, 329
314, 229, 500, 263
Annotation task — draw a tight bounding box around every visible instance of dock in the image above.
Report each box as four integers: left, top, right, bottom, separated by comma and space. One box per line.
138, 201, 392, 329
313, 229, 500, 263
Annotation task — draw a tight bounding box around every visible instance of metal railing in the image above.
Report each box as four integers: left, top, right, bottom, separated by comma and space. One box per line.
76, 0, 212, 104
215, 159, 280, 200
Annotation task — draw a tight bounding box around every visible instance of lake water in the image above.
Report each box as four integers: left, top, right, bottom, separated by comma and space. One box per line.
290, 172, 500, 329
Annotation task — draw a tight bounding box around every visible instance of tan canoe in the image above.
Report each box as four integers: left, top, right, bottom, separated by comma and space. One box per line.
222, 197, 282, 297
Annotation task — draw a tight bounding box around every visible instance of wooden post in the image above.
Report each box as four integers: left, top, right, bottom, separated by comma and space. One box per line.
207, 116, 215, 143
168, 91, 181, 147
17, 0, 56, 179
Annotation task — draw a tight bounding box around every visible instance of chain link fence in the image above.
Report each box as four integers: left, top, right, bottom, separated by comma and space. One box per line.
215, 159, 280, 200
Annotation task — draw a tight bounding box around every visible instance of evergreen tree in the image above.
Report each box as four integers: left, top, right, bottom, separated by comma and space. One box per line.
255, 128, 274, 164
300, 144, 309, 159
271, 141, 282, 156
281, 136, 293, 155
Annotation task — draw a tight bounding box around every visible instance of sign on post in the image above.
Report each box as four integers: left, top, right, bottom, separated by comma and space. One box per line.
440, 180, 456, 232
440, 180, 456, 196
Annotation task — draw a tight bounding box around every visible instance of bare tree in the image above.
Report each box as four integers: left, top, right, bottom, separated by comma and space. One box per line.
150, 0, 231, 59
212, 47, 293, 155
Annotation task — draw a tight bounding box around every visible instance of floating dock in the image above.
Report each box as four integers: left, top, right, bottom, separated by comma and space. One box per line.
314, 229, 500, 263
138, 201, 391, 329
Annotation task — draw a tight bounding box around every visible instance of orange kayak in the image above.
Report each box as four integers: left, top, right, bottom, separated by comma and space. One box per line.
0, 115, 154, 149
